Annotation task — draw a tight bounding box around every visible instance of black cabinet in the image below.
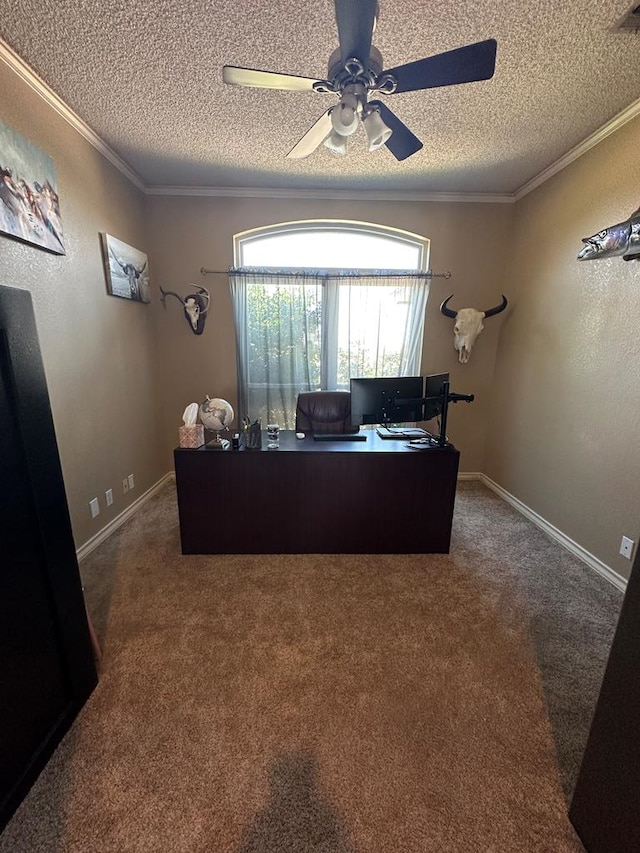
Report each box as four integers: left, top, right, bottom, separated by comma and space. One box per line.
569, 543, 640, 853
0, 285, 97, 831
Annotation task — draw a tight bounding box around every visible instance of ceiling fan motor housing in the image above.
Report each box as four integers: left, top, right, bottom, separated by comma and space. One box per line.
326, 46, 384, 89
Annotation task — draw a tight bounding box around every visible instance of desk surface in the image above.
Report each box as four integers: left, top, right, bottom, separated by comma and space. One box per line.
185, 429, 453, 455
174, 431, 459, 554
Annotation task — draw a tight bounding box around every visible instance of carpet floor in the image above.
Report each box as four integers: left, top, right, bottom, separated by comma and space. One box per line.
0, 480, 622, 852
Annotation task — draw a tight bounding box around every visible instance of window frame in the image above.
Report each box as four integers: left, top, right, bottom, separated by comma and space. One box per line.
234, 219, 430, 273
232, 220, 431, 426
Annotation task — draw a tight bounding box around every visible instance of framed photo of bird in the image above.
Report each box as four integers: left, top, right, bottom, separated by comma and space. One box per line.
0, 119, 65, 255
101, 233, 150, 303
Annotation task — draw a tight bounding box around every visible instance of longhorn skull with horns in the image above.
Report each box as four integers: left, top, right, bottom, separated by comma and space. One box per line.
159, 286, 210, 335
440, 294, 508, 363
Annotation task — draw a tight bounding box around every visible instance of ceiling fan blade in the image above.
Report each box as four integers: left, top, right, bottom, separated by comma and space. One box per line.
369, 101, 423, 161
286, 109, 333, 159
383, 39, 497, 94
334, 0, 377, 65
222, 66, 321, 92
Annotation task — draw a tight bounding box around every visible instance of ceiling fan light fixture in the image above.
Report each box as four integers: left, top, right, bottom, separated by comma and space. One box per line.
222, 1, 497, 164
324, 130, 348, 156
363, 107, 392, 152
330, 93, 360, 137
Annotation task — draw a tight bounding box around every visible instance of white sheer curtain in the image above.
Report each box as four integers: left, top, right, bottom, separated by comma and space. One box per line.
230, 268, 429, 429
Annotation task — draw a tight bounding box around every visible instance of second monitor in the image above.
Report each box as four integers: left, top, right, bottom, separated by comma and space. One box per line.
423, 372, 450, 421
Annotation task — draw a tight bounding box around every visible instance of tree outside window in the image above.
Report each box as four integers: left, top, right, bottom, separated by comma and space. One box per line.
232, 222, 430, 428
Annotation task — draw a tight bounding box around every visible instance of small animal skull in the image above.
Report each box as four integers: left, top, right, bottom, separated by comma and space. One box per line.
184, 296, 203, 331
160, 286, 210, 335
440, 295, 508, 363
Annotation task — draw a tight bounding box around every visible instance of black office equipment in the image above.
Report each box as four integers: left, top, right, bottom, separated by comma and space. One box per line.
350, 376, 423, 426
392, 372, 475, 447
0, 285, 97, 831
426, 379, 475, 446
313, 433, 367, 441
423, 373, 450, 421
376, 425, 429, 439
570, 544, 640, 853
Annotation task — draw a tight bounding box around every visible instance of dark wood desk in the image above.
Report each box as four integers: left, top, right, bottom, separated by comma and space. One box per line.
174, 431, 460, 554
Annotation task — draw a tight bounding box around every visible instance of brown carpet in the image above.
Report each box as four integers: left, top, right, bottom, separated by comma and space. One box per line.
0, 480, 622, 852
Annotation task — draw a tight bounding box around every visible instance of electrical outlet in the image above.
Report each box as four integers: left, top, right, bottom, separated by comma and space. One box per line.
105, 488, 113, 507
620, 536, 635, 560
89, 497, 100, 518
128, 473, 135, 490
123, 477, 129, 495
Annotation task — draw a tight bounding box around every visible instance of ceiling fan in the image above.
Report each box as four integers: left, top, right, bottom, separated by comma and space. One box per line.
222, 0, 497, 162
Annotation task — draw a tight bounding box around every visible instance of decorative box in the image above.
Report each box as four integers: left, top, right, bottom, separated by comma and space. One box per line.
178, 424, 205, 448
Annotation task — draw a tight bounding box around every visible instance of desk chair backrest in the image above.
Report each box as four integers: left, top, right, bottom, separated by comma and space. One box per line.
295, 391, 360, 435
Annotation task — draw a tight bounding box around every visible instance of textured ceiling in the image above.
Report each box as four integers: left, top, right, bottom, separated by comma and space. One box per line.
1, 0, 640, 194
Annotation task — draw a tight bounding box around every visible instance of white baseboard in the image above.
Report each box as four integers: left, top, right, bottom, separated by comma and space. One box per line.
463, 472, 627, 592
457, 472, 483, 481
76, 471, 174, 563
75, 467, 627, 594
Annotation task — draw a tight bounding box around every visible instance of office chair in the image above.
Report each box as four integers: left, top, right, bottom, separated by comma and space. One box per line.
294, 391, 360, 435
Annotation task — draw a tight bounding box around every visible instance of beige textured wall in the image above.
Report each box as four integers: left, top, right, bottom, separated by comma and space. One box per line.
7, 43, 636, 581
146, 196, 513, 472
0, 61, 166, 548
485, 116, 640, 581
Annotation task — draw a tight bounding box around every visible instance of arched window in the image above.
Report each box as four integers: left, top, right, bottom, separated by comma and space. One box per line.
231, 220, 430, 428
236, 220, 428, 270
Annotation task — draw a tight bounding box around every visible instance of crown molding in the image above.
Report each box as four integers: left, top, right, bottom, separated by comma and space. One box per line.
0, 37, 146, 191
514, 95, 640, 200
145, 184, 514, 203
3, 35, 639, 205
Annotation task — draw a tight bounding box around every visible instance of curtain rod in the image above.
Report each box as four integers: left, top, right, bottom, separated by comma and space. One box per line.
200, 267, 451, 279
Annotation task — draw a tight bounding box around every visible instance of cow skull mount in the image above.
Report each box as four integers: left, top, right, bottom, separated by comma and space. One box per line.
440, 294, 508, 363
159, 286, 210, 335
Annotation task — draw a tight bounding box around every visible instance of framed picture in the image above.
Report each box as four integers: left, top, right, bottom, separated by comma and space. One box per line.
0, 119, 65, 255
101, 233, 150, 303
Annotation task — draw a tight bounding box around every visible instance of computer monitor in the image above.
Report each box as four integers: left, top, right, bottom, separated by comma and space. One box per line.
349, 376, 424, 426
423, 372, 450, 421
